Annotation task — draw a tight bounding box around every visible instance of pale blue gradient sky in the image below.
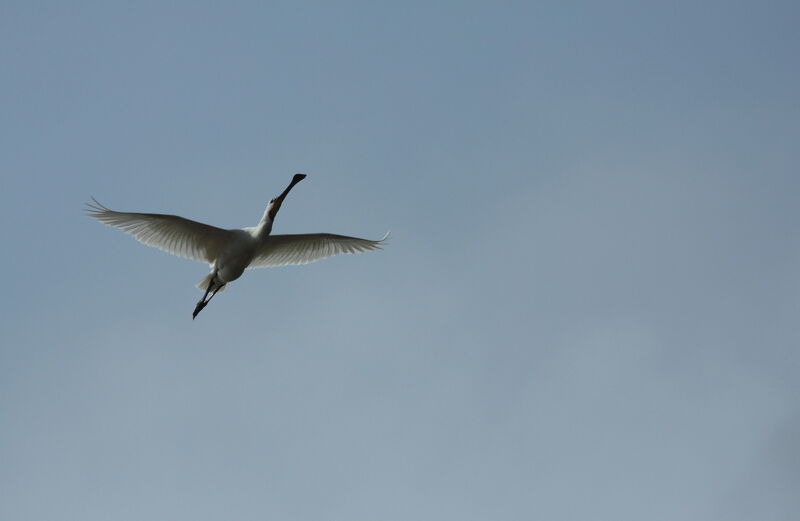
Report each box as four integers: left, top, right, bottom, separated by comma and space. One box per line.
2, 2, 799, 520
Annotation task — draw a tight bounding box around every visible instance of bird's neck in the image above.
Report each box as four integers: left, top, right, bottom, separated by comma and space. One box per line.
256, 217, 274, 239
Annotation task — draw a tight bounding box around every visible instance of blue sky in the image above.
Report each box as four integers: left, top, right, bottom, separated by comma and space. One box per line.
2, 2, 799, 520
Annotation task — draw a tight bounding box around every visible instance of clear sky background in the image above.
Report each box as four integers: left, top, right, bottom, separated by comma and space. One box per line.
1, 2, 799, 520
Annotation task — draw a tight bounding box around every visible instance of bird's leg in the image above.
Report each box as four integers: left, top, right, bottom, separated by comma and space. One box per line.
192, 283, 225, 319
193, 275, 217, 320
200, 278, 214, 303
206, 284, 224, 302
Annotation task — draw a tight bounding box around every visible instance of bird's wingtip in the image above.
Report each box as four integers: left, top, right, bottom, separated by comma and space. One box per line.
84, 196, 106, 213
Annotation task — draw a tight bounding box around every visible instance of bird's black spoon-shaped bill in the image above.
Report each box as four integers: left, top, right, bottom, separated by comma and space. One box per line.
275, 173, 306, 203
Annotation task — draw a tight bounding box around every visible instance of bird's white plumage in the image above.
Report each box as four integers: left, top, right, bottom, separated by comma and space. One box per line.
85, 198, 232, 263
249, 232, 389, 268
87, 174, 386, 318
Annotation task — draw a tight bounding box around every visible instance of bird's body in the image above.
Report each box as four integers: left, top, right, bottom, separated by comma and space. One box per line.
86, 174, 387, 318
208, 228, 256, 289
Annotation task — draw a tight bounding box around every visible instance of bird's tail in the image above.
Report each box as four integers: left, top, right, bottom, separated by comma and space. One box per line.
196, 273, 227, 293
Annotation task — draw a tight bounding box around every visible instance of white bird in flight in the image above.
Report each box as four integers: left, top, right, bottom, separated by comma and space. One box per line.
87, 174, 387, 319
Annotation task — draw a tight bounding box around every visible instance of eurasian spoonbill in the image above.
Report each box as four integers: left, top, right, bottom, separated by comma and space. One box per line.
86, 174, 387, 319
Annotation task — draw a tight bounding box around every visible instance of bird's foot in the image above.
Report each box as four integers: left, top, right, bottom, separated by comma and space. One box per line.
192, 300, 207, 320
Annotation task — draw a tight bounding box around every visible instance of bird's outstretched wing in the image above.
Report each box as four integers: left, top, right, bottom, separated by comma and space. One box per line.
85, 198, 231, 263
248, 232, 389, 268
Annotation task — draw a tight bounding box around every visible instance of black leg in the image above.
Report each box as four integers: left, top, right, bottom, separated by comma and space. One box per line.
201, 276, 215, 302
193, 274, 217, 320
192, 299, 208, 320
206, 284, 224, 303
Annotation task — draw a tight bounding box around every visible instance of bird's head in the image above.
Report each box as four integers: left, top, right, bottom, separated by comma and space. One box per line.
264, 173, 306, 222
